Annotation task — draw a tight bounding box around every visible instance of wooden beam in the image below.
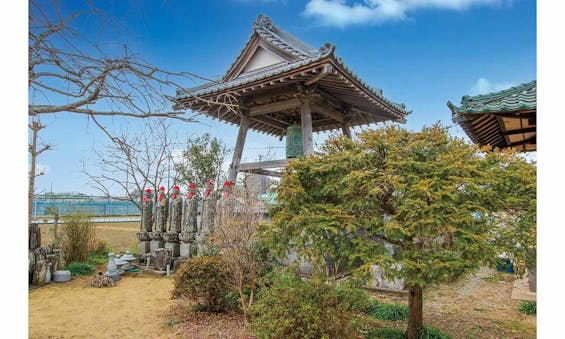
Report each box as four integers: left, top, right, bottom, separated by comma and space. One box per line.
228, 112, 251, 183
240, 169, 283, 178
301, 98, 314, 155
249, 98, 302, 116
311, 102, 344, 123
238, 159, 289, 171
305, 64, 333, 86
503, 127, 536, 136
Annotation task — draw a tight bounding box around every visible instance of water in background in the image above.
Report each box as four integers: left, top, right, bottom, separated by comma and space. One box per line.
33, 195, 140, 217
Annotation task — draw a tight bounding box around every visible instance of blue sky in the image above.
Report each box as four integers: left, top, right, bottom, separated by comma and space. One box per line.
29, 0, 536, 195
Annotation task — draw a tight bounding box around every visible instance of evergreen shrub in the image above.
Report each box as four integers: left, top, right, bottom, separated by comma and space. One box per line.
171, 255, 233, 312
251, 273, 367, 339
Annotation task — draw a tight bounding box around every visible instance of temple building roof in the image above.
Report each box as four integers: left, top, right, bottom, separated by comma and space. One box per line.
448, 80, 536, 152
174, 14, 410, 137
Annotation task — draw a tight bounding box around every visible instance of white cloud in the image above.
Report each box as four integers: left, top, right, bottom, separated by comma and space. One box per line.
303, 0, 502, 27
469, 77, 516, 95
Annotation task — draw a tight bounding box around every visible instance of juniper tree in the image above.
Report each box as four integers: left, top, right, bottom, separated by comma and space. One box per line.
267, 124, 535, 338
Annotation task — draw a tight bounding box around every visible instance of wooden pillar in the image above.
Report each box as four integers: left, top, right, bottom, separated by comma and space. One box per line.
300, 98, 314, 155
228, 112, 250, 183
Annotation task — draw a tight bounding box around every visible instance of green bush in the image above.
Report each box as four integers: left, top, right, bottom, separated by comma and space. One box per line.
251, 273, 367, 339
171, 255, 233, 312
418, 326, 451, 339
60, 213, 98, 264
87, 253, 108, 266
67, 262, 95, 276
366, 300, 408, 321
366, 327, 406, 339
519, 301, 536, 315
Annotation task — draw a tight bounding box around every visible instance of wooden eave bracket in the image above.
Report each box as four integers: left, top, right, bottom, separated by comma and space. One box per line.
305, 64, 333, 86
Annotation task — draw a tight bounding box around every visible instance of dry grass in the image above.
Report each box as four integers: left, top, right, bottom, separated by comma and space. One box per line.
40, 221, 139, 252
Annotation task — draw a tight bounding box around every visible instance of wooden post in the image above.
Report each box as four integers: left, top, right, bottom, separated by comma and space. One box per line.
228, 112, 250, 183
301, 98, 313, 155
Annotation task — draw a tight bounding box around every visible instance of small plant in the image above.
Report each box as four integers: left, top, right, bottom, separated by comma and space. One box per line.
366, 300, 408, 321
67, 262, 95, 276
171, 255, 233, 312
366, 327, 406, 339
519, 301, 536, 315
418, 325, 451, 339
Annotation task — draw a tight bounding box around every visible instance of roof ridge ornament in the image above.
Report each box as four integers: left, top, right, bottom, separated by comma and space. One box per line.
254, 14, 274, 30
319, 42, 335, 55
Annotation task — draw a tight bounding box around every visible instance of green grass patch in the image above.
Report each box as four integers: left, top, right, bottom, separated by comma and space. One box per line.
365, 327, 406, 338
519, 301, 536, 315
87, 253, 108, 266
366, 300, 408, 321
66, 262, 94, 276
418, 325, 451, 339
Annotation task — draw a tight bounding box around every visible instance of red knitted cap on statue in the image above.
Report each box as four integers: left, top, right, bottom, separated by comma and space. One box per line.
188, 183, 196, 188
173, 185, 180, 190
159, 186, 165, 191
224, 181, 232, 187
145, 188, 152, 193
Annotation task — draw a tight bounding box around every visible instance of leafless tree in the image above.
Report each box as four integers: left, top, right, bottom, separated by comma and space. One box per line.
29, 119, 52, 225
28, 0, 238, 122
83, 119, 177, 211
211, 177, 270, 324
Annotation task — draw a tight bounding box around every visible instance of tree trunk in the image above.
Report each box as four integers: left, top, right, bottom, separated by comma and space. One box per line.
407, 284, 423, 339
29, 125, 38, 226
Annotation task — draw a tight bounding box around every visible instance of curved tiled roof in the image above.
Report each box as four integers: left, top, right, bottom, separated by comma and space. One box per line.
448, 80, 536, 115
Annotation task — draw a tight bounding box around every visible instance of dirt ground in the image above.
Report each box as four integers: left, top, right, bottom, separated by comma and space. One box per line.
368, 267, 537, 338
29, 269, 174, 339
29, 266, 535, 339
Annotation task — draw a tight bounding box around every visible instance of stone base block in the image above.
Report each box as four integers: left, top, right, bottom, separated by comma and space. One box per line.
150, 239, 165, 253
138, 241, 150, 254
165, 242, 180, 257
180, 243, 197, 258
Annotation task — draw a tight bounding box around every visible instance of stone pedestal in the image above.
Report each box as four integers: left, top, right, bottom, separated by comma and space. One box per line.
178, 232, 195, 258
138, 241, 150, 254
153, 248, 170, 271
137, 231, 152, 254
150, 240, 165, 253
149, 232, 165, 253
180, 243, 196, 258
164, 232, 180, 257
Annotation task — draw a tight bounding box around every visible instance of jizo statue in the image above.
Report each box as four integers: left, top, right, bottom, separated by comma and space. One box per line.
169, 185, 182, 233
140, 188, 153, 232
155, 186, 168, 233
183, 182, 198, 235
200, 180, 216, 235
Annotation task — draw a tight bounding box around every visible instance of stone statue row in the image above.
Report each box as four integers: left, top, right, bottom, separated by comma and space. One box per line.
136, 180, 235, 259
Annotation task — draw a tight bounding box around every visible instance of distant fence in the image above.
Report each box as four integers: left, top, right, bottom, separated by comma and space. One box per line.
33, 194, 140, 217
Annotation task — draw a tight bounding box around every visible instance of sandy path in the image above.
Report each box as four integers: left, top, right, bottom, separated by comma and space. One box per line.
29, 273, 174, 338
